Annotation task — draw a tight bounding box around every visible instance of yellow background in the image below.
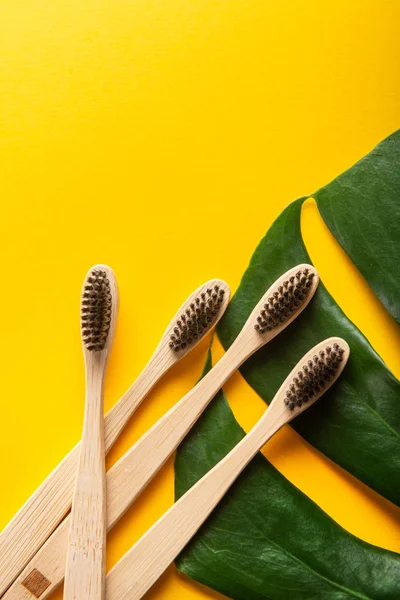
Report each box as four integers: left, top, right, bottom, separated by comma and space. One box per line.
1, 1, 399, 598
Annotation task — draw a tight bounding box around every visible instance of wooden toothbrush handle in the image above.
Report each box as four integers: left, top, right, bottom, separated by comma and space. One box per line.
106, 406, 283, 600
3, 337, 256, 600
64, 365, 107, 600
0, 352, 173, 598
101, 335, 252, 523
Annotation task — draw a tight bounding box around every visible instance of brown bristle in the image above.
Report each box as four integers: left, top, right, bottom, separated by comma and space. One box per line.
284, 343, 345, 410
254, 268, 315, 334
81, 269, 112, 351
169, 286, 225, 352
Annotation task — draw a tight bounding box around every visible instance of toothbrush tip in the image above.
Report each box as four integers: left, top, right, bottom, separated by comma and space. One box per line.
169, 283, 226, 353
284, 341, 347, 410
254, 266, 317, 334
81, 268, 112, 351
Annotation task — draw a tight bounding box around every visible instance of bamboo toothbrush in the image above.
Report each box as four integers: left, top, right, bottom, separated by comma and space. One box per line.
6, 264, 319, 600
0, 278, 230, 598
107, 337, 350, 600
63, 266, 117, 599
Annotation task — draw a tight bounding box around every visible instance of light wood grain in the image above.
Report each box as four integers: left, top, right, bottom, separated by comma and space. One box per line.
106, 337, 350, 600
64, 265, 118, 599
3, 264, 319, 600
64, 358, 107, 599
0, 279, 230, 597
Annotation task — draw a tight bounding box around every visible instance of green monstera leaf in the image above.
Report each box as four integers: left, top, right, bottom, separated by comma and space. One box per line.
314, 130, 400, 324
175, 130, 400, 598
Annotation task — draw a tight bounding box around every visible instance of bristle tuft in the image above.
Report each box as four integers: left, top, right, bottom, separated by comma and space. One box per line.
254, 268, 315, 334
81, 269, 112, 351
284, 343, 345, 410
170, 285, 225, 352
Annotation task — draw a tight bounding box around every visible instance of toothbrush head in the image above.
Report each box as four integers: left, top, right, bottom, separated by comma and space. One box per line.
254, 266, 318, 335
81, 268, 113, 352
283, 338, 350, 411
168, 281, 230, 354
